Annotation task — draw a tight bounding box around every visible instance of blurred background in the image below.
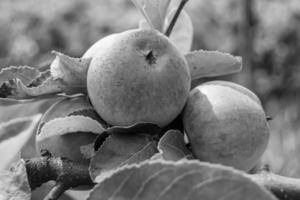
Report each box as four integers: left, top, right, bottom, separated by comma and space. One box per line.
0, 0, 299, 180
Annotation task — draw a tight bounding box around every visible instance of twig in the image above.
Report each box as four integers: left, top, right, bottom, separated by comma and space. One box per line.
164, 0, 189, 37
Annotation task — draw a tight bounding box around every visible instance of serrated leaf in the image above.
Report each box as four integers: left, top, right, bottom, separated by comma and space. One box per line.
13, 77, 63, 98
50, 51, 90, 94
37, 115, 105, 142
69, 109, 109, 129
153, 130, 193, 161
90, 132, 158, 183
0, 66, 63, 99
0, 115, 41, 170
0, 66, 40, 86
164, 8, 193, 54
186, 50, 242, 80
37, 96, 93, 130
131, 0, 171, 31
87, 160, 277, 200
0, 160, 31, 200
0, 52, 90, 99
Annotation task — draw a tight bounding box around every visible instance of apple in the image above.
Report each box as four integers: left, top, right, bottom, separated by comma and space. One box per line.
183, 81, 269, 171
86, 29, 191, 127
36, 96, 99, 164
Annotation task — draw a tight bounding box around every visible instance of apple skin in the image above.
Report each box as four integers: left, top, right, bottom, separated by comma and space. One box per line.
36, 96, 98, 165
183, 81, 269, 171
82, 33, 117, 59
86, 29, 191, 127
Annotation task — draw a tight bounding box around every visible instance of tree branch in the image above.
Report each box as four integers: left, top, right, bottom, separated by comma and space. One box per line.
164, 0, 189, 37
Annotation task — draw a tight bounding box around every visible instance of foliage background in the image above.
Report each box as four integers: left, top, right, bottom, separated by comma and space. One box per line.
0, 0, 299, 180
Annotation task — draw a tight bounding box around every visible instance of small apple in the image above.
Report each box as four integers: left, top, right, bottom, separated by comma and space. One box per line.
36, 96, 100, 164
183, 81, 269, 171
86, 29, 191, 127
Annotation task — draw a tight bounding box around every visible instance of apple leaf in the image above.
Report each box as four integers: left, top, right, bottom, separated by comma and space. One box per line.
0, 96, 58, 106
37, 96, 94, 132
37, 115, 105, 141
14, 77, 63, 97
0, 160, 31, 200
50, 51, 90, 94
138, 19, 151, 30
0, 65, 62, 99
186, 50, 242, 80
90, 132, 158, 183
131, 0, 171, 31
153, 130, 193, 161
0, 66, 40, 86
68, 109, 109, 129
87, 160, 277, 200
0, 52, 90, 99
0, 114, 41, 170
165, 8, 193, 54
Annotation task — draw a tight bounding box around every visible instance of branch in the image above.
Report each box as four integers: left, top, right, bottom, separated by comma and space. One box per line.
164, 0, 189, 37
25, 154, 94, 200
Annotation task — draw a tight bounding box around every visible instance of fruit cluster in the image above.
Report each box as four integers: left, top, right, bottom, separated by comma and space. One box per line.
0, 0, 269, 174
36, 26, 269, 172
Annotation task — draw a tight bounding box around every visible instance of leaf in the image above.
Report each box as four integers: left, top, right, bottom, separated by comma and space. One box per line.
0, 160, 31, 200
69, 109, 109, 129
186, 50, 242, 80
138, 19, 151, 30
0, 98, 29, 106
0, 52, 90, 99
37, 115, 105, 141
37, 96, 94, 132
0, 66, 62, 99
0, 97, 55, 106
87, 160, 277, 200
0, 114, 41, 170
164, 8, 193, 54
153, 130, 193, 161
131, 0, 171, 31
0, 66, 40, 86
90, 132, 158, 183
50, 51, 91, 94
12, 77, 63, 98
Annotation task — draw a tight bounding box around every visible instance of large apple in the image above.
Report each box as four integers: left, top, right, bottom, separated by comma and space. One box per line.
183, 81, 269, 171
86, 29, 191, 127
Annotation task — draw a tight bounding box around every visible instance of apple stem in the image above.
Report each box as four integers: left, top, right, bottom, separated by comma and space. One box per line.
164, 0, 189, 37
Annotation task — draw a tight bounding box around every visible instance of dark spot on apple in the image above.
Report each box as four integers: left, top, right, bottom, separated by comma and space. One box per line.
145, 50, 156, 65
